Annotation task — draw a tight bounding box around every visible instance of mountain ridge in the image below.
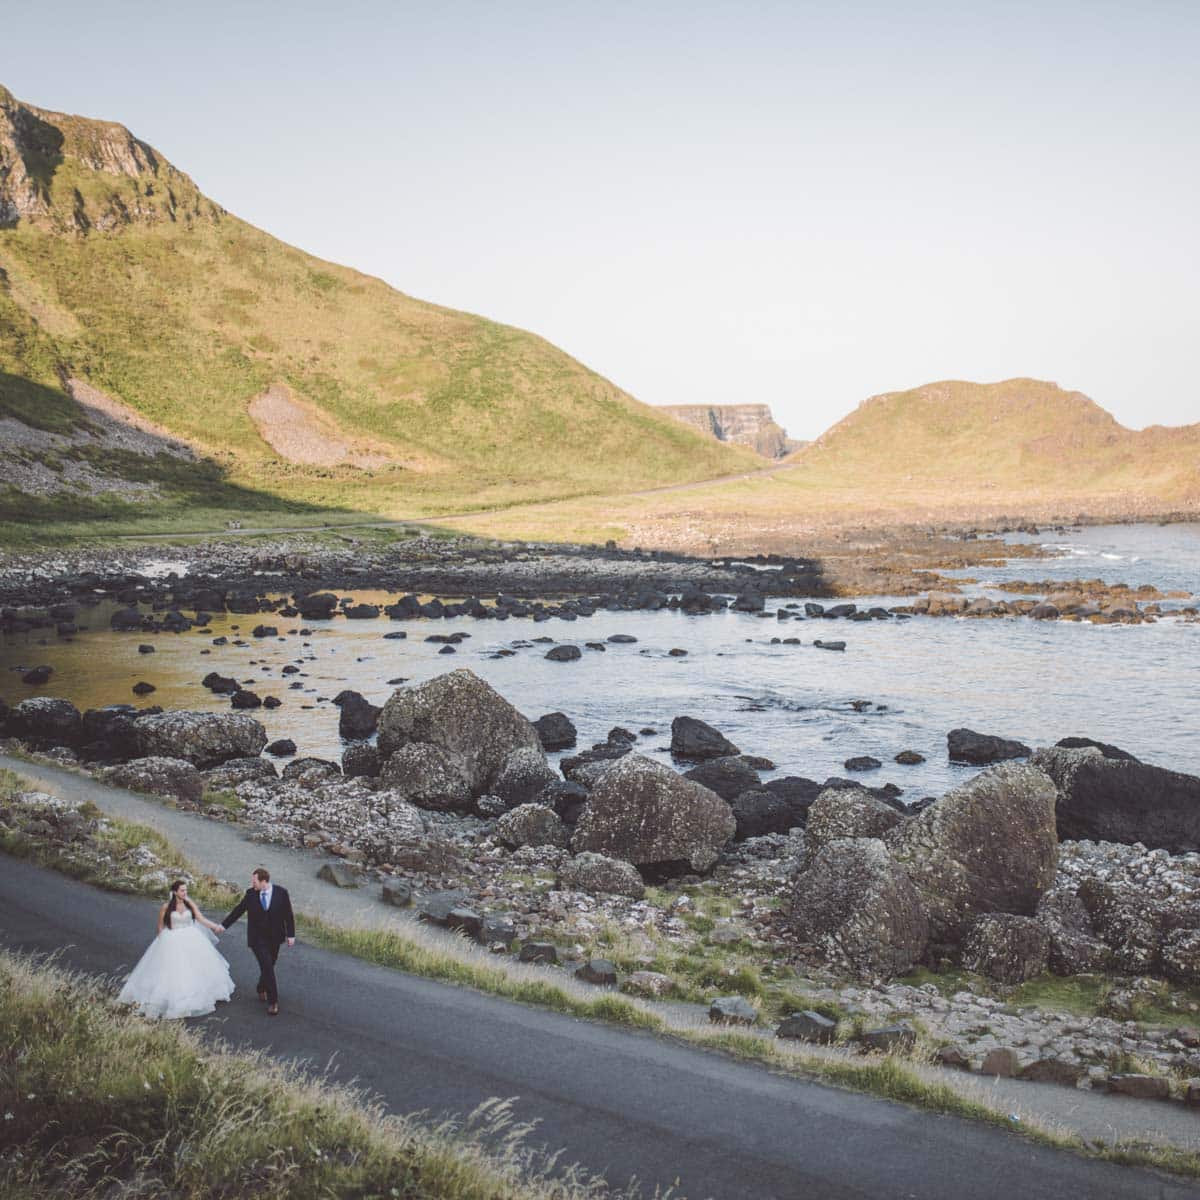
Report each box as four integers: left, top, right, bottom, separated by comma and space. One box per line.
0, 82, 756, 534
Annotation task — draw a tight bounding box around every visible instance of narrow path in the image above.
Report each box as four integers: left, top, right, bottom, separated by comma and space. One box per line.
3, 854, 1195, 1200
6, 754, 1200, 1161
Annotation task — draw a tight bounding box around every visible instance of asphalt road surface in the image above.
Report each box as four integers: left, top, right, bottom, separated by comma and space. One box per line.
1, 855, 1191, 1200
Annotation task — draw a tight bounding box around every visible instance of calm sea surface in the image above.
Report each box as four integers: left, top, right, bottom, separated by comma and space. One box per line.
3, 524, 1197, 800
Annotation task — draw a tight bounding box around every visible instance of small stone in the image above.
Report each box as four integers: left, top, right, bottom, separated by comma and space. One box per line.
380, 878, 412, 908
1107, 1074, 1171, 1100
623, 971, 674, 998
265, 738, 297, 757
518, 942, 558, 964
981, 1048, 1020, 1078
894, 750, 925, 765
479, 913, 517, 948
859, 1024, 916, 1054
1019, 1059, 1085, 1087
317, 862, 359, 888
576, 959, 618, 986
446, 907, 483, 939
709, 996, 757, 1025
777, 1011, 838, 1044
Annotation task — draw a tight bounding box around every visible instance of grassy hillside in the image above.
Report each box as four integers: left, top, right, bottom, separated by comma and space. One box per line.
0, 83, 756, 537
440, 379, 1200, 552
792, 378, 1200, 496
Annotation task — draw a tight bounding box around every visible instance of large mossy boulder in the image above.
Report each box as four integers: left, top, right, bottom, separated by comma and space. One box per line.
572, 753, 735, 873
1033, 745, 1200, 854
803, 786, 903, 867
887, 763, 1058, 945
135, 710, 267, 769
103, 756, 204, 805
790, 837, 929, 981
376, 670, 543, 797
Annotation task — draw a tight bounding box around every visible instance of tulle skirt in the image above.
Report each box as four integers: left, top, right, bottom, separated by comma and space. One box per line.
118, 925, 235, 1019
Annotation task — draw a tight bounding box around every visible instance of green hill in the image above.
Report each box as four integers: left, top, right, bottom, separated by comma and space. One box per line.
0, 83, 756, 537
791, 378, 1200, 500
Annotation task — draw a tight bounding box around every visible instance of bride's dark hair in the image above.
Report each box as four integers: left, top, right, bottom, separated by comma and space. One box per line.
165, 879, 200, 926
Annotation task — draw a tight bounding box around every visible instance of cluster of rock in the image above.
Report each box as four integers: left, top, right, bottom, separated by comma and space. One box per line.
789, 737, 1200, 989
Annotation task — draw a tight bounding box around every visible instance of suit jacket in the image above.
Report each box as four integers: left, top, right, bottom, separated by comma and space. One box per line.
222, 885, 295, 948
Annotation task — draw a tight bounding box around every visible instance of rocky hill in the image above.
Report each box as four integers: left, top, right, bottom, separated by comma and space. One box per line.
791, 378, 1200, 501
659, 403, 796, 458
0, 84, 755, 535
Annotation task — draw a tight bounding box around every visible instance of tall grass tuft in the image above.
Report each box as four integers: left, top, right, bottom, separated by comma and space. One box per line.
0, 949, 658, 1200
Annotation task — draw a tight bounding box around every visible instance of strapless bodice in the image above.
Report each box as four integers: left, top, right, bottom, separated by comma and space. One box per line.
169, 909, 195, 929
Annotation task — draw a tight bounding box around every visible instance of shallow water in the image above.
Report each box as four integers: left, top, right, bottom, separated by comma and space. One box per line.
2, 524, 1197, 800
962, 522, 1200, 597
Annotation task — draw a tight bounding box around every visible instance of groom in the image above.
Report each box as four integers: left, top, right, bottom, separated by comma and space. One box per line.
219, 867, 295, 1015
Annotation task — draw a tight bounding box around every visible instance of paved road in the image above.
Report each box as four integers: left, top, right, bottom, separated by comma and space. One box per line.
1, 856, 1191, 1200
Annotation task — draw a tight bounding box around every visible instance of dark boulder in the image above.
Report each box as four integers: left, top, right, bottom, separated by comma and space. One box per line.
545, 644, 582, 662
7, 697, 82, 748
342, 742, 382, 779
887, 763, 1058, 945
533, 711, 577, 751
202, 671, 240, 695
1033, 746, 1200, 853
266, 738, 297, 757
231, 690, 262, 710
20, 665, 52, 685
670, 715, 740, 761
947, 727, 1031, 765
730, 789, 794, 839
682, 755, 760, 801
1055, 736, 1138, 762
334, 690, 381, 740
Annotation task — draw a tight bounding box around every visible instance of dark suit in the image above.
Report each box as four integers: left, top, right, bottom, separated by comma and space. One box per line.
221, 885, 295, 1006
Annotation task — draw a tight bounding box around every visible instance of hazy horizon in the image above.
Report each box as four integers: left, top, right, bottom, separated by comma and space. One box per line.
5, 1, 1198, 441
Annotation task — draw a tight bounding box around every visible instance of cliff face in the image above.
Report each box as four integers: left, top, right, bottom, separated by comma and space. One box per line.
0, 84, 220, 231
659, 403, 794, 458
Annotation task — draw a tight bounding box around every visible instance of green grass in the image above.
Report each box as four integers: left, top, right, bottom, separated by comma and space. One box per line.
0, 86, 759, 544
0, 950, 627, 1200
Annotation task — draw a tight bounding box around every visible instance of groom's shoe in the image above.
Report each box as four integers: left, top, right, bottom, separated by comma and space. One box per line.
267, 1003, 279, 1016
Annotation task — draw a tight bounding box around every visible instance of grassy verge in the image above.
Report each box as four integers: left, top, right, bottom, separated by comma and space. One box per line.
4, 772, 1200, 1180
0, 950, 628, 1200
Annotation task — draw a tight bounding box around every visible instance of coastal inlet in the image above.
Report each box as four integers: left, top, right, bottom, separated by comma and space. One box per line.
2, 523, 1197, 797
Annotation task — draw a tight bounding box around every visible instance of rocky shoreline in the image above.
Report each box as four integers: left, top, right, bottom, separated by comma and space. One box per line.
4, 660, 1200, 1107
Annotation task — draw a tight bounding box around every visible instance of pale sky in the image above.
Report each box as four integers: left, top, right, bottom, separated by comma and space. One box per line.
4, 1, 1198, 440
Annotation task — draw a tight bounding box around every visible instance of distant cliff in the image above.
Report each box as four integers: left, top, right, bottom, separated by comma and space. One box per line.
659, 404, 796, 459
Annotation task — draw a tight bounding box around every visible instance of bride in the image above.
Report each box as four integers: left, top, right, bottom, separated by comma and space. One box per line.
118, 880, 235, 1019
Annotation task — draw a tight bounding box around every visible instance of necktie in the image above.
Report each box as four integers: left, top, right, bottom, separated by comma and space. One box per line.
261, 891, 268, 910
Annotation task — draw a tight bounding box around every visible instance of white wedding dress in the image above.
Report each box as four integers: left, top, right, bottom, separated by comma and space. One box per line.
118, 907, 235, 1019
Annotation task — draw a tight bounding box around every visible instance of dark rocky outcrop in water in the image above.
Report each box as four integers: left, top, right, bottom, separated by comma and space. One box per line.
533, 711, 577, 751
333, 690, 381, 741
947, 727, 1032, 765
1033, 745, 1200, 853
670, 715, 740, 761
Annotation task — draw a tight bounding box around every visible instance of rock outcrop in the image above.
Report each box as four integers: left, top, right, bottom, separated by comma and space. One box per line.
887, 763, 1058, 944
377, 669, 544, 798
791, 838, 929, 981
134, 710, 266, 769
658, 403, 795, 459
572, 753, 735, 873
1033, 745, 1200, 854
